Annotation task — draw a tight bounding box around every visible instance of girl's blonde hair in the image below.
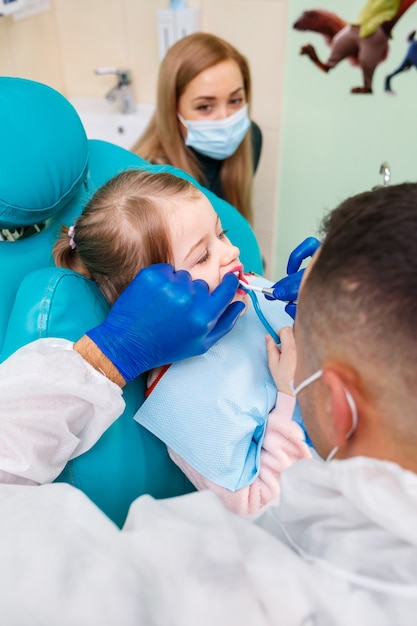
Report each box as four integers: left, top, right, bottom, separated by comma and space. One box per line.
132, 32, 254, 223
53, 169, 201, 304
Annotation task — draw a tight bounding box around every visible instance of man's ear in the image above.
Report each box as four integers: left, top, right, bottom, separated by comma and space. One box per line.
322, 368, 356, 447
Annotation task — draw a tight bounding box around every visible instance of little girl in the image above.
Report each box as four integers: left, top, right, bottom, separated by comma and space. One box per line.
54, 169, 311, 514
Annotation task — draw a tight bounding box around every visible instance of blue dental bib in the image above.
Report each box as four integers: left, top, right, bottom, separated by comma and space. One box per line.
134, 278, 293, 491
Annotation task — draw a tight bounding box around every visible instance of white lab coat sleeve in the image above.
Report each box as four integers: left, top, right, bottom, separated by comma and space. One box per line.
0, 338, 125, 485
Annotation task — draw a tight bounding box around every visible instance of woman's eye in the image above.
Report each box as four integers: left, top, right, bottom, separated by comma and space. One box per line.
196, 104, 212, 113
230, 97, 244, 106
218, 229, 229, 240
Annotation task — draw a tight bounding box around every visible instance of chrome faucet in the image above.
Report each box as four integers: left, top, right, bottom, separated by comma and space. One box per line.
95, 67, 136, 114
380, 161, 391, 187
373, 162, 391, 190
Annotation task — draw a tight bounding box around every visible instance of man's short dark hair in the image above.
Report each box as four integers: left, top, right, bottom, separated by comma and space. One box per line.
299, 183, 417, 371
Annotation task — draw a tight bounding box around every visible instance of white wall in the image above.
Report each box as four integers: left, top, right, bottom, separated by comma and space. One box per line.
0, 0, 289, 277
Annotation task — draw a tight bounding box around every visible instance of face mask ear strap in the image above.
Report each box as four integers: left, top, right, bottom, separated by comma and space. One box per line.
293, 369, 323, 396
326, 386, 358, 463
177, 113, 187, 126
343, 387, 358, 439
326, 445, 339, 463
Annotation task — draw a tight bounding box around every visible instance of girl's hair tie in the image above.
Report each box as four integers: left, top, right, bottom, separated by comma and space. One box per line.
68, 225, 76, 250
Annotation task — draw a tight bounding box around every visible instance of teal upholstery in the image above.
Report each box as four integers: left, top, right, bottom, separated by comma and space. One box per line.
0, 77, 88, 354
2, 267, 195, 527
0, 77, 88, 228
0, 77, 263, 526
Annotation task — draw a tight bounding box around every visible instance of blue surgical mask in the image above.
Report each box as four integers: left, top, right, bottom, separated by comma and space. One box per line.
177, 105, 251, 160
291, 369, 358, 462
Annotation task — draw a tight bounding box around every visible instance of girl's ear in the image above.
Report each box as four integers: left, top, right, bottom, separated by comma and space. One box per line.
322, 368, 356, 447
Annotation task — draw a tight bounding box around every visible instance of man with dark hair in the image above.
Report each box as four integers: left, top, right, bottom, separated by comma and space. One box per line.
292, 182, 417, 467
1, 186, 417, 624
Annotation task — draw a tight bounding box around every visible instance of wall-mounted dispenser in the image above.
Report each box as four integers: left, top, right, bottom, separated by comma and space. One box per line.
1, 0, 50, 19
0, 0, 26, 16
157, 6, 200, 60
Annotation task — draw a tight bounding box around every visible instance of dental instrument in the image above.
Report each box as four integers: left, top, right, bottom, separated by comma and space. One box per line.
238, 280, 276, 298
238, 280, 280, 345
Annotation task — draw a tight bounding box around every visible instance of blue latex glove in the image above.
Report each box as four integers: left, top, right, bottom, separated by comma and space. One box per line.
86, 263, 244, 383
270, 237, 320, 319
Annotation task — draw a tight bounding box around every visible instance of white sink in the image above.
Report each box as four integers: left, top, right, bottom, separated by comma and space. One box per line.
70, 97, 155, 151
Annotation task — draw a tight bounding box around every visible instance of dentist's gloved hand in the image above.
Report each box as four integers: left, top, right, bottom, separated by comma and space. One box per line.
86, 264, 244, 383
269, 237, 320, 319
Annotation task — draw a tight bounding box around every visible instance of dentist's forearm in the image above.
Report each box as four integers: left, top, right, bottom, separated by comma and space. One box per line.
74, 335, 126, 388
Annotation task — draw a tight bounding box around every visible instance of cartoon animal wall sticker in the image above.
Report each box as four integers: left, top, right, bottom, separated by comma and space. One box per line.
293, 0, 417, 94
385, 28, 417, 92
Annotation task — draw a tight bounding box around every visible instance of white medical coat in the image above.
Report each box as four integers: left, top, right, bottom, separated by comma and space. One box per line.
1, 339, 417, 624
0, 338, 124, 484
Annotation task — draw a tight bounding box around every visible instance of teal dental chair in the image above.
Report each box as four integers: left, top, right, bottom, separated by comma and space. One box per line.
0, 76, 263, 527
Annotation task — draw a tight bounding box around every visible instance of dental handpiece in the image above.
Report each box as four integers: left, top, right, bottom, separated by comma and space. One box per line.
238, 280, 276, 298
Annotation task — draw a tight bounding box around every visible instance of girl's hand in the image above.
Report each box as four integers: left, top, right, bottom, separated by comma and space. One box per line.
265, 326, 296, 396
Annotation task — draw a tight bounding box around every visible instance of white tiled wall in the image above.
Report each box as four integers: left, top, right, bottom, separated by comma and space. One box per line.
0, 0, 288, 277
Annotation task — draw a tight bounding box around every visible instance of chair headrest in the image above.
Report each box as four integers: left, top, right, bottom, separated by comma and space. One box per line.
0, 77, 88, 228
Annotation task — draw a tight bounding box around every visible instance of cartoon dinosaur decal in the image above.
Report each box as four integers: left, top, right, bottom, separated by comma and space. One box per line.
293, 0, 417, 93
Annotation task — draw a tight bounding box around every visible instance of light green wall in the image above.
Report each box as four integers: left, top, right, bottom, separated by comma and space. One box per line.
274, 0, 417, 277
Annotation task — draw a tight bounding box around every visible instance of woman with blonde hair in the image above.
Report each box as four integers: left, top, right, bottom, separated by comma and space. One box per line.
132, 32, 262, 224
